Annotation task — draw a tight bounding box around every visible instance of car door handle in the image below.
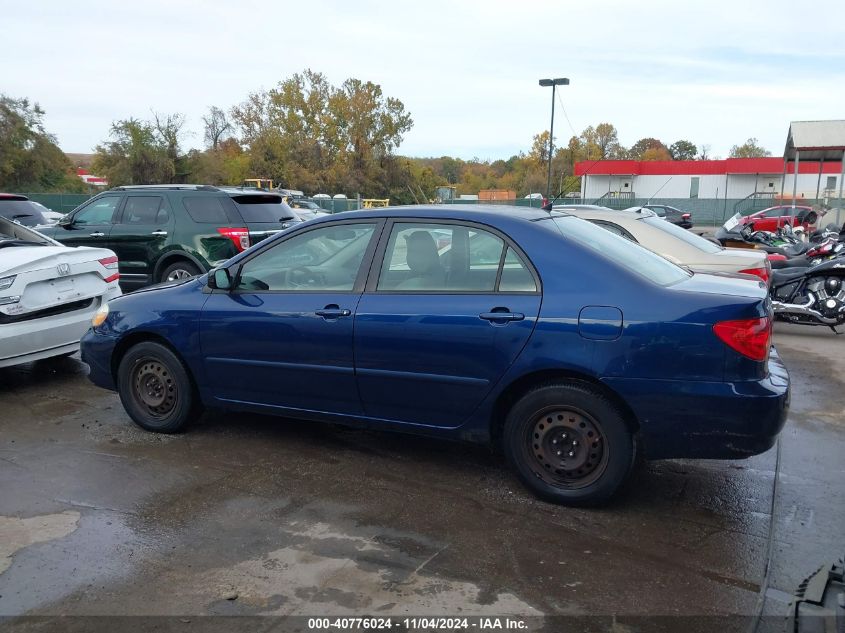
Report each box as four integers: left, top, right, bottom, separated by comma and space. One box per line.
151, 230, 168, 236
89, 232, 105, 237
315, 305, 351, 319
479, 311, 525, 322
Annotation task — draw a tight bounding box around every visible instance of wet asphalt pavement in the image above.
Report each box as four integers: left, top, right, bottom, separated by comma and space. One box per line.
0, 326, 843, 631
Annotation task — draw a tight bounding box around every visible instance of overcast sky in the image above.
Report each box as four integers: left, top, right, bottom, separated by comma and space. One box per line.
3, 0, 845, 161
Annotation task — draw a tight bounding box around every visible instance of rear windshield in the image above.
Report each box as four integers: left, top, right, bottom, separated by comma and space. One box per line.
0, 199, 47, 226
231, 194, 297, 223
545, 215, 691, 286
642, 216, 722, 254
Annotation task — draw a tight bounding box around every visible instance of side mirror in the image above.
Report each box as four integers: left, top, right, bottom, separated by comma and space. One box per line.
209, 268, 232, 290
58, 215, 73, 227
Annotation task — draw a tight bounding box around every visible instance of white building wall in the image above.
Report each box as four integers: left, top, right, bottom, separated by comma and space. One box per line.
583, 172, 841, 200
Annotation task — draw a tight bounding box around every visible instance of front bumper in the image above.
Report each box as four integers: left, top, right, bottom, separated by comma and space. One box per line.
603, 348, 790, 460
79, 329, 119, 391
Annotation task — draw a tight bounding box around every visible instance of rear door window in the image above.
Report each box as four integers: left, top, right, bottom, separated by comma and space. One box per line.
120, 196, 168, 225
230, 194, 297, 223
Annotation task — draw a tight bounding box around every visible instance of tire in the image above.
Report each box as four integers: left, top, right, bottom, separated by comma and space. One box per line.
116, 341, 200, 433
503, 382, 636, 505
160, 260, 201, 283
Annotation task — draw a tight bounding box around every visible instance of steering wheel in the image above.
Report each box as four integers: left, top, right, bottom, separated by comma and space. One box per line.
287, 266, 323, 288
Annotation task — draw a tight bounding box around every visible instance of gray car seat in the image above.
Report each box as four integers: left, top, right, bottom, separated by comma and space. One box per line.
396, 231, 446, 290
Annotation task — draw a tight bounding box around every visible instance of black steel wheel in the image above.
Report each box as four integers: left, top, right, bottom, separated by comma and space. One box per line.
503, 382, 636, 505
117, 341, 200, 433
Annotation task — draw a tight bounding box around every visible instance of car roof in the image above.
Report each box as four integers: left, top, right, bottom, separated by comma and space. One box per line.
321, 204, 555, 224
563, 207, 655, 222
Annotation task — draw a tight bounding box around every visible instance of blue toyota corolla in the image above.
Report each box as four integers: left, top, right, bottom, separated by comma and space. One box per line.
80, 206, 790, 504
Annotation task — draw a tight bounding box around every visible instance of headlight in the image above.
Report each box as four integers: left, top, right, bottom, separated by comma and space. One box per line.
92, 302, 109, 328
0, 275, 16, 291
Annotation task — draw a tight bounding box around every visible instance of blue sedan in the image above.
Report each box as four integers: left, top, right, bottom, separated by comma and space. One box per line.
80, 206, 790, 504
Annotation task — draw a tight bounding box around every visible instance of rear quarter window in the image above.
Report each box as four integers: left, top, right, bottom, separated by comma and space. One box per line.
546, 215, 691, 286
182, 196, 230, 223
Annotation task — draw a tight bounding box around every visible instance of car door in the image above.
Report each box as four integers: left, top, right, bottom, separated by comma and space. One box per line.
199, 219, 382, 415
52, 195, 123, 248
107, 193, 174, 286
354, 220, 542, 427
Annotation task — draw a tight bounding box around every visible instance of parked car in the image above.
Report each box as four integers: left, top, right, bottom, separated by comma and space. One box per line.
561, 207, 771, 283
80, 205, 789, 505
288, 198, 330, 220
38, 185, 302, 289
0, 194, 49, 227
737, 205, 819, 233
0, 217, 121, 367
628, 205, 693, 229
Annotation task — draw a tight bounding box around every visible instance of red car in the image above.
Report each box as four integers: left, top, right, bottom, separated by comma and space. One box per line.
738, 205, 819, 232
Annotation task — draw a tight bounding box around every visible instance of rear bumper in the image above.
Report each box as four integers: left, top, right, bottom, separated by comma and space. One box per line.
603, 348, 790, 460
0, 293, 115, 368
79, 329, 119, 390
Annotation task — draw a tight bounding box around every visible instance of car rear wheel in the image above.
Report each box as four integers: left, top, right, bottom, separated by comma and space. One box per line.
161, 261, 200, 283
117, 341, 200, 433
503, 382, 636, 505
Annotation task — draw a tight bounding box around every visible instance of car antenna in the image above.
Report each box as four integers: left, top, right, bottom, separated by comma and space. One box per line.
541, 190, 566, 212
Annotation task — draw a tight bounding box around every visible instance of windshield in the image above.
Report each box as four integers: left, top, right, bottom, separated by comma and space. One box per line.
0, 199, 47, 227
230, 194, 297, 223
545, 215, 691, 286
642, 216, 723, 254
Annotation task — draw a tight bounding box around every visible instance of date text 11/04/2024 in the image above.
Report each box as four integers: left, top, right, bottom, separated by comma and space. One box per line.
307, 617, 528, 630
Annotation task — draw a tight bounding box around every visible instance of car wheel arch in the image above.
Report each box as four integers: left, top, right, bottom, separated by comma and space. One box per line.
489, 369, 640, 448
153, 251, 208, 282
110, 331, 200, 399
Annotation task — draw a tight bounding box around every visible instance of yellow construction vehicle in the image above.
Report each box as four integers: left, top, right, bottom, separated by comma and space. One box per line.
242, 178, 274, 190
362, 198, 390, 208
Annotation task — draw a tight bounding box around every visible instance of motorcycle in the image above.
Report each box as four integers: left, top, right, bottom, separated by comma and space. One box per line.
770, 257, 845, 333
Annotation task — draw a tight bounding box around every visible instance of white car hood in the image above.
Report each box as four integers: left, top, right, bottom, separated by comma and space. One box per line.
0, 245, 115, 277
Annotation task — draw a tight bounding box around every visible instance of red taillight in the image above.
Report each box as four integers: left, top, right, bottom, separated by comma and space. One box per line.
217, 227, 250, 252
98, 256, 119, 283
739, 266, 770, 285
767, 253, 786, 261
713, 316, 771, 362
681, 213, 691, 219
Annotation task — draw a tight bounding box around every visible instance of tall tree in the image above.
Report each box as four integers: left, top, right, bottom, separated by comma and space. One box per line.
629, 138, 666, 160
0, 94, 85, 192
92, 117, 180, 185
202, 106, 232, 150
729, 137, 771, 158
668, 139, 697, 160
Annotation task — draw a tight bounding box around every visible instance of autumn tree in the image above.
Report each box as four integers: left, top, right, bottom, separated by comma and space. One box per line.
0, 94, 85, 192
729, 138, 771, 158
668, 139, 697, 160
93, 116, 182, 185
629, 138, 666, 160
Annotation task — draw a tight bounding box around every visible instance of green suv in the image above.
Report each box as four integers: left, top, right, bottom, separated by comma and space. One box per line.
40, 185, 301, 289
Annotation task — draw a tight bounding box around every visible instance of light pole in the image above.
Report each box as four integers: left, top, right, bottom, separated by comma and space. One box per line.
539, 77, 569, 199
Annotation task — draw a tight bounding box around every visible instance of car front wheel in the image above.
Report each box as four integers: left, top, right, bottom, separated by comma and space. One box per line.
117, 341, 200, 433
503, 382, 636, 505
